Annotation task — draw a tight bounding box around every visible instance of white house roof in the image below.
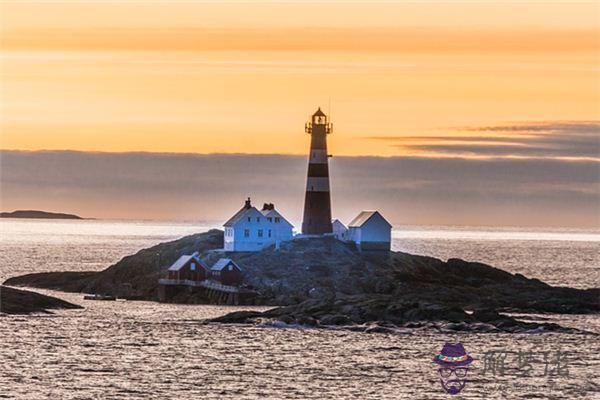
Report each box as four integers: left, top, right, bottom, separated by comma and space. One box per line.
348, 211, 392, 228
168, 252, 206, 271
261, 208, 294, 227
211, 258, 241, 271
224, 205, 258, 227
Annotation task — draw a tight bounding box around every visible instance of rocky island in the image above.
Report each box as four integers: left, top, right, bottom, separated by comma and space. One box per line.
4, 230, 599, 333
0, 210, 84, 219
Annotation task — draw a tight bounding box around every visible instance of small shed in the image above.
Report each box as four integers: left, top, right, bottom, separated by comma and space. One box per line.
167, 252, 210, 281
348, 211, 392, 251
211, 258, 243, 286
332, 219, 348, 241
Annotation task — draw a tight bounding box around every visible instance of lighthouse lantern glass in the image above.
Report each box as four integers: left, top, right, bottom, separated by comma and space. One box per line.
313, 115, 326, 125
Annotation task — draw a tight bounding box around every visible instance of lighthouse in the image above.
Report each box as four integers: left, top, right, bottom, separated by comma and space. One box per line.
301, 108, 333, 235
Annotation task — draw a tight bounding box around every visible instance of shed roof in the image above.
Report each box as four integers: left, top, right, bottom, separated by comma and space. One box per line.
332, 219, 348, 229
211, 258, 242, 271
168, 252, 206, 271
348, 211, 392, 228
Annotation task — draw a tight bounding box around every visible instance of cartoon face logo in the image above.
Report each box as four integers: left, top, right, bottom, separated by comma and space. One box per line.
433, 343, 473, 395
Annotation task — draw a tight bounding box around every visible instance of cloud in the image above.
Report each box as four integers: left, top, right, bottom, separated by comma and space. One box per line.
3, 26, 598, 54
367, 121, 600, 160
1, 150, 598, 228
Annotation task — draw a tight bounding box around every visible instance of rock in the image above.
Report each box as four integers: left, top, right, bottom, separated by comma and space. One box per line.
308, 287, 327, 299
319, 314, 351, 326
295, 316, 318, 326
442, 322, 471, 331
207, 310, 264, 324
277, 315, 295, 324
4, 271, 97, 293
0, 286, 82, 314
472, 309, 503, 322
468, 323, 499, 333
364, 324, 395, 334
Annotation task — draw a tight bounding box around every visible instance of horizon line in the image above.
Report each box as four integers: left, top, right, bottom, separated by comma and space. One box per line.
1, 148, 598, 163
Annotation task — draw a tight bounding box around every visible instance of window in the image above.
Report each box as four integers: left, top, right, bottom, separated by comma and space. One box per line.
275, 217, 280, 223
258, 229, 263, 237
247, 217, 251, 222
244, 229, 250, 238
228, 265, 233, 271
268, 229, 272, 238
267, 217, 272, 223
190, 263, 196, 271
256, 217, 260, 222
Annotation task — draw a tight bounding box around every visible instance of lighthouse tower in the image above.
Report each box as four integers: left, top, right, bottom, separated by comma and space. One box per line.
302, 108, 333, 235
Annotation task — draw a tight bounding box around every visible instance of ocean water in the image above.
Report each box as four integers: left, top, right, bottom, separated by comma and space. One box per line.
1, 219, 599, 399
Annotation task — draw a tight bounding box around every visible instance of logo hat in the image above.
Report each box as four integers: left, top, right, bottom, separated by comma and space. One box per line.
433, 343, 473, 367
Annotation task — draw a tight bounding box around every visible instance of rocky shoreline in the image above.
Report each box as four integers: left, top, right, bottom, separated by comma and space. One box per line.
0, 285, 82, 314
4, 230, 599, 332
204, 297, 585, 334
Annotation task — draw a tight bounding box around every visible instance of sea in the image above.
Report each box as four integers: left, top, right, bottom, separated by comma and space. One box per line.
0, 219, 598, 399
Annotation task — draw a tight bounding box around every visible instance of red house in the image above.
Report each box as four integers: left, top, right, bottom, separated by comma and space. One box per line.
211, 258, 243, 286
167, 252, 209, 281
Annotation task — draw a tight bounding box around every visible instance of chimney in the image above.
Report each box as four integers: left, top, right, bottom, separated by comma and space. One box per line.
262, 203, 275, 211
244, 197, 251, 209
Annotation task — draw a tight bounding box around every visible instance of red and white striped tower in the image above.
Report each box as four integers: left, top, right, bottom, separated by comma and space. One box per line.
302, 108, 333, 235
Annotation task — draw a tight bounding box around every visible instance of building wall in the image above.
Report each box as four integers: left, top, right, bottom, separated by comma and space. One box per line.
224, 227, 235, 251
332, 221, 348, 240
349, 214, 391, 251
348, 226, 360, 243
213, 265, 242, 286
168, 260, 209, 281
360, 214, 392, 244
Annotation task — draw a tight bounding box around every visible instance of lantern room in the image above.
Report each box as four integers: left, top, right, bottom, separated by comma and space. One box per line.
305, 107, 333, 134
312, 107, 327, 125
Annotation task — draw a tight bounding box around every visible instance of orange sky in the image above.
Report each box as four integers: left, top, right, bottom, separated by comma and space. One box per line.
1, 1, 599, 156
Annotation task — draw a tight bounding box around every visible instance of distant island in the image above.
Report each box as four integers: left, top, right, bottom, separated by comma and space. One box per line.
0, 210, 84, 220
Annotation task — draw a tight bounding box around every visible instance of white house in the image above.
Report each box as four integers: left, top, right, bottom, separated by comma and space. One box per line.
347, 211, 392, 251
332, 219, 348, 241
223, 198, 294, 252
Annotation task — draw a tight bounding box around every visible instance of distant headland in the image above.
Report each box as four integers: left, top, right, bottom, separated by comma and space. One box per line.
0, 210, 85, 220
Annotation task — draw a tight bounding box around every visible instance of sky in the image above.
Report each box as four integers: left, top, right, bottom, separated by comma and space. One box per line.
0, 1, 599, 226
2, 150, 598, 228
